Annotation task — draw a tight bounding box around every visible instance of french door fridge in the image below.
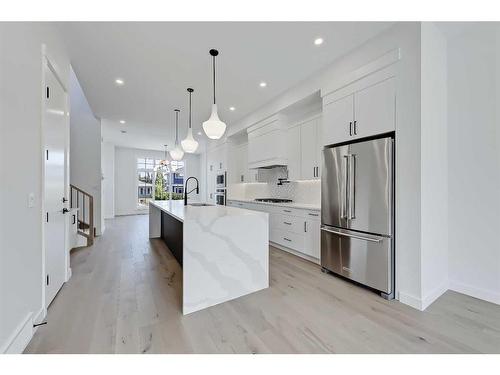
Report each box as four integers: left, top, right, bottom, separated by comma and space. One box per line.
321, 135, 394, 298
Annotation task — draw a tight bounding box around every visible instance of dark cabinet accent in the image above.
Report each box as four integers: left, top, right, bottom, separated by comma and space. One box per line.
161, 211, 184, 267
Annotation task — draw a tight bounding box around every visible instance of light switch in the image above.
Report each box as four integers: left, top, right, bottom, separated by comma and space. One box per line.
28, 193, 35, 208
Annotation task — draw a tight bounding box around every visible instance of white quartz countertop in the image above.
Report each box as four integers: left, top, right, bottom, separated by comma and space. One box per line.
149, 198, 269, 315
227, 198, 321, 211
149, 199, 270, 222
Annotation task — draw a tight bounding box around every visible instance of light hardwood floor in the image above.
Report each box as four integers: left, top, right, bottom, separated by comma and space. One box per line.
25, 215, 500, 354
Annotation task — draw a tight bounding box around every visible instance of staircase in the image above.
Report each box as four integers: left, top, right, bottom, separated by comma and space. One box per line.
70, 184, 95, 247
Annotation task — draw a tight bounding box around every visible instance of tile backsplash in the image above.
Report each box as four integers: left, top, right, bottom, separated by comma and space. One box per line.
227, 167, 320, 206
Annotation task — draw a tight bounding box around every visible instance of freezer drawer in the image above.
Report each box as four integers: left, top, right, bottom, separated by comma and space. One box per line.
320, 226, 392, 294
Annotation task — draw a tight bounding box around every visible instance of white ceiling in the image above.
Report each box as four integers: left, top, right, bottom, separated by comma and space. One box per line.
59, 22, 393, 151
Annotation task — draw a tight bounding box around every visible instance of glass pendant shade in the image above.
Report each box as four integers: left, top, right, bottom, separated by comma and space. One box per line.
169, 144, 184, 161
181, 87, 199, 153
203, 104, 226, 140
203, 49, 226, 140
169, 109, 184, 161
181, 128, 199, 153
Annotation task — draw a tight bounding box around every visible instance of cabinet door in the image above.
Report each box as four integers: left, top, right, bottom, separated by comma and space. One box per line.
322, 94, 354, 146
354, 78, 395, 138
240, 143, 248, 183
300, 118, 318, 180
286, 125, 301, 180
304, 218, 321, 259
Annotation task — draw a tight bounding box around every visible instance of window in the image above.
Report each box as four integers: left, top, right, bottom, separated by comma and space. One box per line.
137, 157, 186, 209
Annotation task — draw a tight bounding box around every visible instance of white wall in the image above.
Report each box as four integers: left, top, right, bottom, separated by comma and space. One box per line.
102, 142, 115, 219
69, 67, 103, 235
0, 23, 70, 353
420, 23, 449, 309
446, 24, 500, 305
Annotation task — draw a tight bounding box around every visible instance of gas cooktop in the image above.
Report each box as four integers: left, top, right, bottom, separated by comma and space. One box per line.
254, 198, 293, 203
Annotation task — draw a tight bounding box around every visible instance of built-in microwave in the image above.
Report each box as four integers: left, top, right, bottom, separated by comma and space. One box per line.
215, 188, 226, 206
216, 172, 226, 188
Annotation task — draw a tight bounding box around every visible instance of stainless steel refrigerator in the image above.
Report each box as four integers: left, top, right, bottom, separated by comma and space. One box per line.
321, 135, 394, 299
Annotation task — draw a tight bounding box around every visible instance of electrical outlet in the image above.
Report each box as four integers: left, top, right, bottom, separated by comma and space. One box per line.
28, 193, 35, 208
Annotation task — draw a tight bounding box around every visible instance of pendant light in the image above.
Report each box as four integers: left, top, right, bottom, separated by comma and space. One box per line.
169, 109, 184, 161
202, 49, 226, 139
181, 88, 199, 153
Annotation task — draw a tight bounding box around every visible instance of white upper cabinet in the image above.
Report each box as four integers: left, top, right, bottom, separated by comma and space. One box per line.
286, 125, 301, 180
354, 78, 395, 139
285, 115, 321, 181
322, 76, 396, 146
300, 117, 320, 180
322, 93, 354, 146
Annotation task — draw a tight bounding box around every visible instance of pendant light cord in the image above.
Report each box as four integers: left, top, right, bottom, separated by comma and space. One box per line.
212, 55, 216, 105
174, 110, 179, 144
189, 90, 192, 129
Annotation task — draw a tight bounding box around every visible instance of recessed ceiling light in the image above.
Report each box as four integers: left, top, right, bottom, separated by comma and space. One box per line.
115, 78, 125, 86
259, 82, 267, 88
229, 107, 235, 111
119, 120, 126, 124
314, 37, 324, 46
120, 130, 127, 134
197, 131, 202, 135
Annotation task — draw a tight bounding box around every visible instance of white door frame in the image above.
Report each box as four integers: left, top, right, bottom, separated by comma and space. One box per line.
40, 45, 71, 319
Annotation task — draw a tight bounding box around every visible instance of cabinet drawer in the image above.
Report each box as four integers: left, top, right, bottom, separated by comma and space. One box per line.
271, 213, 306, 234
304, 210, 320, 219
275, 206, 303, 217
271, 229, 305, 252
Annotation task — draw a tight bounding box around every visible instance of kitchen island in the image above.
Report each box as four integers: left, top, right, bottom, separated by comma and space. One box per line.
149, 200, 269, 314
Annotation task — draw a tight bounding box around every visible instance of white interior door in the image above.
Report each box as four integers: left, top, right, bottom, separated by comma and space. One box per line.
44, 62, 68, 307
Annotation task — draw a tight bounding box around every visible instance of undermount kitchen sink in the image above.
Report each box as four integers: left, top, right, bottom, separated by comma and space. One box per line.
188, 203, 213, 207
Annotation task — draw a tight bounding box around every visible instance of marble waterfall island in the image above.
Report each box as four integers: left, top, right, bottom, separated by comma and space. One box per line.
149, 200, 269, 314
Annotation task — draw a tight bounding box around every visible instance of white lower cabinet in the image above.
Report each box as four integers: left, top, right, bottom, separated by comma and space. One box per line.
227, 200, 320, 262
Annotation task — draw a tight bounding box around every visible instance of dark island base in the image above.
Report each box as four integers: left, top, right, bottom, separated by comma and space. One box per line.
161, 210, 183, 266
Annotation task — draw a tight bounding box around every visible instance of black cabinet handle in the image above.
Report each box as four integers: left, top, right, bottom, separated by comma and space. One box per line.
283, 222, 292, 225
283, 237, 292, 242
354, 120, 357, 135
284, 209, 292, 213
72, 214, 76, 224
308, 213, 319, 217
349, 121, 352, 136
62, 208, 69, 214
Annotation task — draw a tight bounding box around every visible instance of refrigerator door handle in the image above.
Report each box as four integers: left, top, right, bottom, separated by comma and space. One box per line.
349, 154, 356, 220
320, 226, 383, 243
342, 155, 349, 219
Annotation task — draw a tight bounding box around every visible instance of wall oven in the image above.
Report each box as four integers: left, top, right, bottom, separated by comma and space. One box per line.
216, 172, 226, 188
215, 188, 226, 206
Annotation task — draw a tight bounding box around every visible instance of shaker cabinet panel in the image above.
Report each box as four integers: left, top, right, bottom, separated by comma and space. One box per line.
354, 77, 396, 138
300, 118, 319, 180
322, 94, 354, 146
286, 125, 301, 181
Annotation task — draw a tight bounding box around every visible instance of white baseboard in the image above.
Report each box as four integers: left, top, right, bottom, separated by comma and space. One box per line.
421, 281, 449, 310
397, 291, 424, 310
65, 267, 72, 282
1, 312, 34, 354
449, 279, 500, 306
